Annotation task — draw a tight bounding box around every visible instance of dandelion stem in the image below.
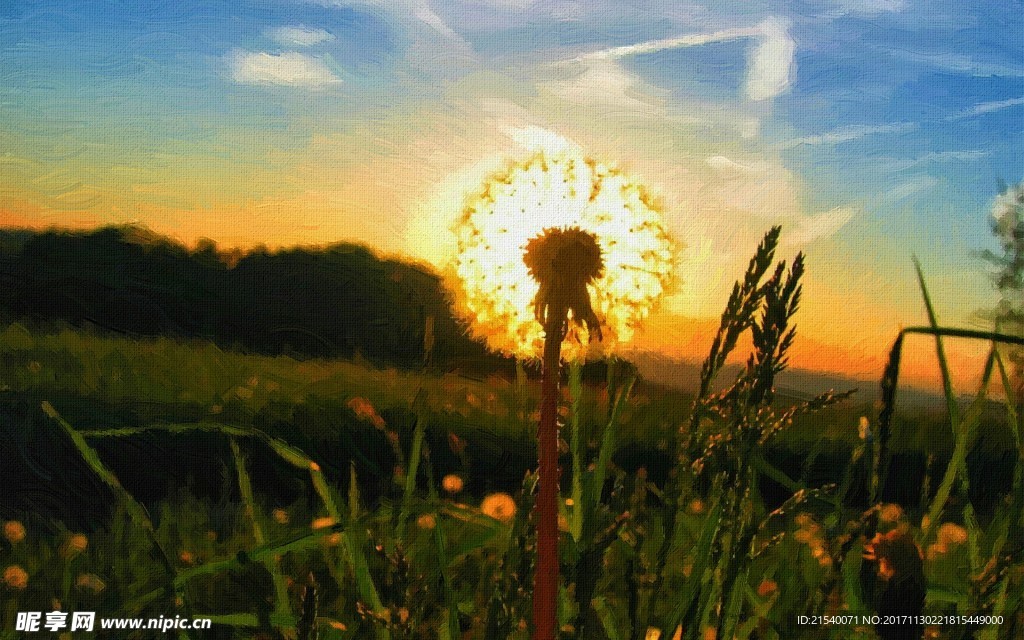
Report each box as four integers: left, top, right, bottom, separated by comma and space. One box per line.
534, 307, 567, 640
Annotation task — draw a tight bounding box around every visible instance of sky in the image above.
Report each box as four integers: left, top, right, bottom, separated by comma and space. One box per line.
2, 0, 1023, 387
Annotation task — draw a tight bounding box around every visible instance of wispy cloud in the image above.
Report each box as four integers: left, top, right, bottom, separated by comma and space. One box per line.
574, 26, 762, 62
884, 48, 1024, 78
318, 0, 470, 47
266, 26, 335, 47
832, 0, 906, 14
228, 50, 342, 88
571, 18, 795, 101
881, 150, 990, 172
779, 96, 1024, 149
885, 175, 940, 202
314, 0, 474, 72
778, 122, 917, 148
785, 207, 857, 245
949, 96, 1024, 119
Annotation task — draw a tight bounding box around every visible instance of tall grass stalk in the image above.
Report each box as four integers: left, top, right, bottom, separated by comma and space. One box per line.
651, 227, 782, 614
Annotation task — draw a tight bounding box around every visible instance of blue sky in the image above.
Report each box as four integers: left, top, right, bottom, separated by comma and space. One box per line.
2, 0, 1023, 374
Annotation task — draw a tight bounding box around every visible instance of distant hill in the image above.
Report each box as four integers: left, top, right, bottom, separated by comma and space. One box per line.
627, 349, 964, 411
0, 225, 964, 408
0, 226, 510, 376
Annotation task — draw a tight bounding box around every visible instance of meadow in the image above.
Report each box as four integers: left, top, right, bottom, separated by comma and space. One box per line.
2, 232, 1023, 640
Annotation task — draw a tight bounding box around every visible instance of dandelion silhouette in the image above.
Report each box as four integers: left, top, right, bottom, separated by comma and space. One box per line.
449, 136, 675, 363
523, 226, 604, 340
523, 226, 606, 640
447, 133, 676, 640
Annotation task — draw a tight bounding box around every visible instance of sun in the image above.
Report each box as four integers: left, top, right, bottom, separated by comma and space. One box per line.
447, 134, 678, 361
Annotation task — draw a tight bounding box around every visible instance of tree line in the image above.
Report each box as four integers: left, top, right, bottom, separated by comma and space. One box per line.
0, 226, 511, 376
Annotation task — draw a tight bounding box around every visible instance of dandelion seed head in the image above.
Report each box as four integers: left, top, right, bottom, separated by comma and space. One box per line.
448, 138, 677, 360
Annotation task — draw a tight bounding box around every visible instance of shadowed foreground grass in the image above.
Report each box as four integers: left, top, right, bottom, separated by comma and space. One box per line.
2, 232, 1023, 639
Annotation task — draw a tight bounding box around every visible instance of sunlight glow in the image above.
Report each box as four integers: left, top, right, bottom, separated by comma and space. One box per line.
447, 133, 677, 361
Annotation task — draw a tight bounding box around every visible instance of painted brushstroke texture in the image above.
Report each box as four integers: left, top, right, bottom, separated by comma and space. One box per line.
1, 0, 1022, 384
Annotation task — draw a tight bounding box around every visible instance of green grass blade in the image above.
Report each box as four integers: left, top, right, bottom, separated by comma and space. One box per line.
231, 439, 294, 625
912, 258, 960, 427
308, 465, 387, 638
590, 374, 636, 515
719, 566, 749, 640
83, 422, 254, 438
174, 525, 346, 585
349, 462, 361, 521
592, 596, 624, 640
41, 402, 195, 640
875, 333, 904, 503
994, 350, 1021, 448
750, 452, 801, 493
902, 326, 1024, 346
924, 347, 995, 542
660, 485, 725, 636
433, 519, 460, 640
397, 412, 426, 539
569, 360, 585, 543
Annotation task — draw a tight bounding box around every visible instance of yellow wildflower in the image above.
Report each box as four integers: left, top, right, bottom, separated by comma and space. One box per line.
311, 517, 336, 530
481, 493, 517, 523
938, 522, 968, 546
3, 565, 28, 589
757, 579, 778, 597
442, 474, 464, 494
60, 533, 88, 559
3, 521, 26, 544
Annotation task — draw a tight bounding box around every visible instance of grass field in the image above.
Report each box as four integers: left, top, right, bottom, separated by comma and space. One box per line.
2, 254, 1023, 639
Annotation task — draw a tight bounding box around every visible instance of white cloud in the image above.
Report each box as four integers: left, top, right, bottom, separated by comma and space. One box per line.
266, 26, 335, 46
746, 18, 796, 101
542, 59, 666, 114
886, 48, 1024, 78
776, 95, 1023, 150
570, 17, 794, 102
314, 0, 475, 74
228, 50, 342, 88
317, 0, 470, 47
